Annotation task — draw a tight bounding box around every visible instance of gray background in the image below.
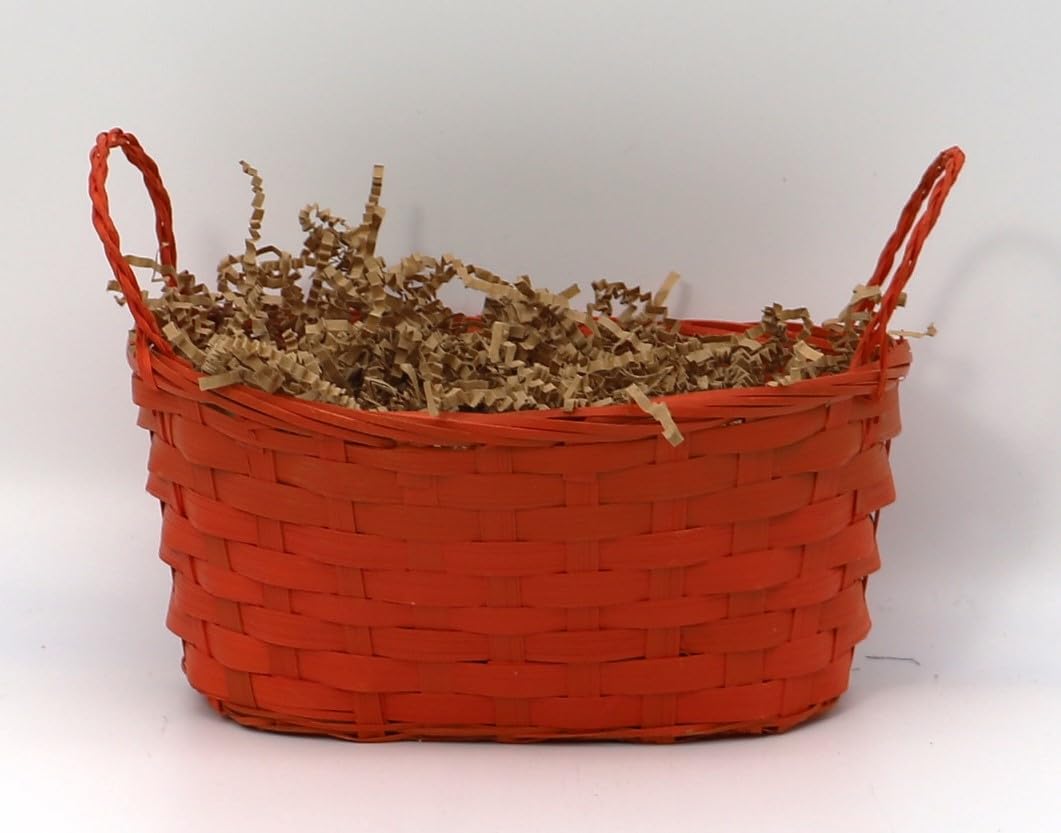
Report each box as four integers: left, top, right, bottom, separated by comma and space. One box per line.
2, 1, 1058, 830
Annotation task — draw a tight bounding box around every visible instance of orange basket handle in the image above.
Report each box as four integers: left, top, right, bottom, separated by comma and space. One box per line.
853, 146, 965, 368
89, 128, 177, 359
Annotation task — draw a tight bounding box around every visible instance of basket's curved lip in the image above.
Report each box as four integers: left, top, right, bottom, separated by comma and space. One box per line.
131, 319, 913, 446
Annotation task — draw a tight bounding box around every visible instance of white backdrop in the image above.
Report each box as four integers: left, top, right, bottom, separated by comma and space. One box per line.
2, 1, 1059, 831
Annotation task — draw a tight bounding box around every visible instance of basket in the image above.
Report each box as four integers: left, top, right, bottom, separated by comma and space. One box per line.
90, 129, 963, 742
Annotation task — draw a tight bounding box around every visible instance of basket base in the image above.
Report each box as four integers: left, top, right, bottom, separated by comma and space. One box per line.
202, 696, 842, 743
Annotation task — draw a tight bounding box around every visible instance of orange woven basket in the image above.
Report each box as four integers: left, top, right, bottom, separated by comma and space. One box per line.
90, 129, 964, 742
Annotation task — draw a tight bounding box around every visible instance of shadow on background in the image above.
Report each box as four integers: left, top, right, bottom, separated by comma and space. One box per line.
845, 228, 1061, 705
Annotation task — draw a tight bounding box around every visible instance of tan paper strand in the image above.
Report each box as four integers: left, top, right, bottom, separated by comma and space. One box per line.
625, 384, 683, 447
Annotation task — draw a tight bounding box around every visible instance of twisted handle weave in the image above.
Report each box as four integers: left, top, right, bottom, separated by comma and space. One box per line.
89, 128, 178, 367
854, 146, 965, 367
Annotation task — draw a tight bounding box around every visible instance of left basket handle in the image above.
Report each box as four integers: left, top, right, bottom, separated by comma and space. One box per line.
89, 128, 177, 358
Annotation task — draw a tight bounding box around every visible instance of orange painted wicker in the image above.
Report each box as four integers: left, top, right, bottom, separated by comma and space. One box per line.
90, 130, 964, 741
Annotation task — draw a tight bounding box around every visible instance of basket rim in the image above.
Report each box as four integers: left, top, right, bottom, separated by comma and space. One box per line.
129, 317, 913, 447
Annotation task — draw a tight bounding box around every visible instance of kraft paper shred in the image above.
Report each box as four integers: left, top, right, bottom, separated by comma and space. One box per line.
111, 163, 916, 445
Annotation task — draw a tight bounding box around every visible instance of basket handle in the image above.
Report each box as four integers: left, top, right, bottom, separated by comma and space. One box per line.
89, 128, 177, 359
853, 146, 965, 368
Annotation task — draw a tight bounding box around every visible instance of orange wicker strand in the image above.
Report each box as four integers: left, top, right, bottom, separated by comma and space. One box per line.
91, 130, 964, 741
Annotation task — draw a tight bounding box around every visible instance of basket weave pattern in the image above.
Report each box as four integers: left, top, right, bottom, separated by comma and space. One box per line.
91, 130, 963, 741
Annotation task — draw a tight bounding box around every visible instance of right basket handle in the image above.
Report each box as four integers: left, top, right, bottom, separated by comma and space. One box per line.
89, 128, 178, 363
853, 146, 965, 368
